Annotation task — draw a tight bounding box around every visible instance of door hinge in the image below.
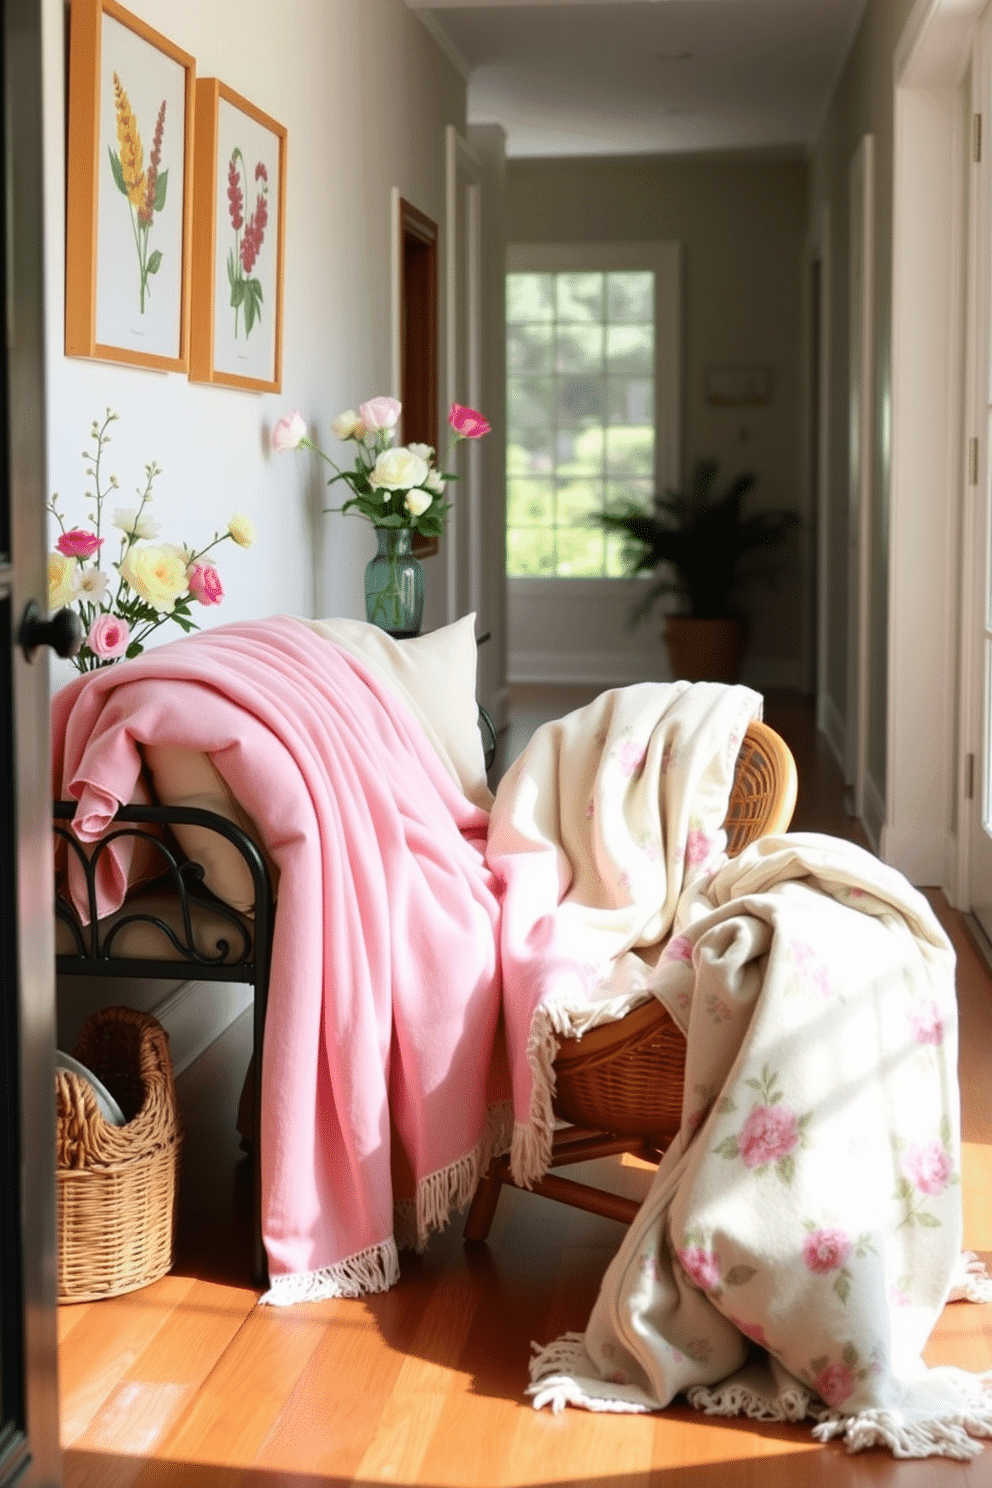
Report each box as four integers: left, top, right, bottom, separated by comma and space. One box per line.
966, 752, 976, 801
970, 436, 980, 485
975, 112, 983, 163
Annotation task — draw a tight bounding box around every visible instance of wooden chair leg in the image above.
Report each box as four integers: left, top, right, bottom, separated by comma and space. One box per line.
463, 1154, 510, 1242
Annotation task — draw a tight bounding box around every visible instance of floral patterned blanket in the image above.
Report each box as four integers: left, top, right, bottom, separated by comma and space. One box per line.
488, 683, 992, 1458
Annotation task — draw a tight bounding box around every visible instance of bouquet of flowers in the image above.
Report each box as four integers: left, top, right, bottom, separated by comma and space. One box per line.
47, 410, 255, 673
272, 396, 490, 539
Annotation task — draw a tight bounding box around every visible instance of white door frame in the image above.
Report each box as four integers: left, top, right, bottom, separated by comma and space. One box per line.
445, 125, 484, 625
847, 136, 875, 818
886, 0, 980, 887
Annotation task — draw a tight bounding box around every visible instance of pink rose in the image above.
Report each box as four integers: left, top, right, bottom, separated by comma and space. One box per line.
685, 828, 716, 867
617, 739, 646, 776
909, 1001, 944, 1046
904, 1139, 952, 1196
57, 528, 103, 559
738, 1104, 799, 1168
727, 1315, 769, 1347
792, 941, 830, 998
188, 561, 224, 606
87, 614, 130, 659
814, 1361, 856, 1408
663, 933, 694, 964
272, 410, 307, 452
448, 402, 491, 439
676, 1246, 721, 1292
802, 1228, 851, 1275
358, 396, 402, 432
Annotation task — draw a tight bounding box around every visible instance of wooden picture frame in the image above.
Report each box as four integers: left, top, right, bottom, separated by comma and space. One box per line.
188, 79, 286, 391
65, 0, 195, 371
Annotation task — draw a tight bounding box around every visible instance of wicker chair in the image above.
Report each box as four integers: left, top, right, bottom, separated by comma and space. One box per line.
463, 718, 798, 1241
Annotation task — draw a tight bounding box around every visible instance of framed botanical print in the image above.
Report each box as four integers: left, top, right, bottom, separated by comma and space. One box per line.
188, 78, 287, 391
64, 0, 194, 371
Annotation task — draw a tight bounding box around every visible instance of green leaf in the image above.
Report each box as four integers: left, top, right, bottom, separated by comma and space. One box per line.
714, 1136, 739, 1159
724, 1265, 757, 1287
895, 1178, 913, 1200
154, 167, 168, 212
775, 1155, 795, 1185
108, 148, 127, 195
744, 1078, 761, 1091
917, 1211, 941, 1227
243, 279, 264, 336
146, 250, 163, 275
939, 1115, 952, 1149
834, 1274, 851, 1303
842, 1343, 859, 1369
172, 615, 196, 632
716, 1096, 737, 1115
810, 1355, 829, 1376
770, 1092, 782, 1104
230, 278, 246, 309
125, 640, 144, 659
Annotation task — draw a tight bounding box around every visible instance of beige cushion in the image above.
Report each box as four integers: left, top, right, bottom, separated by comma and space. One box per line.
140, 745, 278, 913
299, 612, 492, 810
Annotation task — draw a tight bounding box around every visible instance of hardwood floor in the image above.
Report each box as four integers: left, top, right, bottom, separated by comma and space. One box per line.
59, 690, 992, 1486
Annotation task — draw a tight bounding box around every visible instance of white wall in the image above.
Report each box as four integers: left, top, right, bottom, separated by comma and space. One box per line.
42, 0, 469, 650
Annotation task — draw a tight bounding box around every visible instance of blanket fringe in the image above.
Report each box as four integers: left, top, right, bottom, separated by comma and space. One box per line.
510, 1006, 560, 1187
949, 1250, 992, 1304
811, 1405, 992, 1460
527, 1333, 653, 1416
395, 1101, 517, 1254
259, 1238, 400, 1305
686, 1378, 811, 1424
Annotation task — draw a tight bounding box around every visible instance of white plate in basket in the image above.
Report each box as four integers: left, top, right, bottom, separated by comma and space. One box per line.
56, 1051, 126, 1127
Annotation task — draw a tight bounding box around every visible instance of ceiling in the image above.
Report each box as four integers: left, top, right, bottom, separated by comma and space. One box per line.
405, 0, 870, 158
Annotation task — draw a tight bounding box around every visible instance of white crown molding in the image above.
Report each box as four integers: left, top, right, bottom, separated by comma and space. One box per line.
410, 8, 472, 82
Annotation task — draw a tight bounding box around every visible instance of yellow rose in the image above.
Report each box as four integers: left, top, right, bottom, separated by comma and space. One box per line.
120, 543, 188, 612
48, 552, 78, 609
228, 512, 256, 547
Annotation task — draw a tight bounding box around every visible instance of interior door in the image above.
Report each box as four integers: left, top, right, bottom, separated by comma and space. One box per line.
1, 1, 62, 1484
846, 134, 874, 814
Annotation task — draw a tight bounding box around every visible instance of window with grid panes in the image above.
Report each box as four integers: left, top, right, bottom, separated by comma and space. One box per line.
506, 270, 655, 577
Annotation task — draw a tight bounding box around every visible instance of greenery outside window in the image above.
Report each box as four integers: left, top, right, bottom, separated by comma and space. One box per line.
507, 270, 656, 577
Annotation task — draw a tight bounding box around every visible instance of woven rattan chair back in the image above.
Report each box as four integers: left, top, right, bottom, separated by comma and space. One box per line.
464, 717, 798, 1240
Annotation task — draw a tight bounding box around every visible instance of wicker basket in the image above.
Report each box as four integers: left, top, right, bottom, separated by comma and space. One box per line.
57, 1006, 181, 1303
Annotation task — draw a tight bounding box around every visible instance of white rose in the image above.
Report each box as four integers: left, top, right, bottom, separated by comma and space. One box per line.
404, 488, 432, 517
120, 544, 189, 612
228, 512, 256, 547
331, 409, 360, 440
425, 469, 446, 495
48, 552, 78, 609
272, 410, 308, 452
369, 446, 429, 492
113, 507, 161, 539
407, 442, 434, 463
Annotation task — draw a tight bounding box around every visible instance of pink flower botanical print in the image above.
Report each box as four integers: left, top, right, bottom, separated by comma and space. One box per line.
895, 1122, 957, 1228
109, 76, 168, 314
663, 932, 695, 964
676, 1245, 722, 1293
684, 827, 718, 868
909, 999, 944, 1047
227, 153, 270, 338
789, 940, 831, 999
808, 1342, 880, 1409
801, 1227, 851, 1276
615, 735, 647, 777
814, 1361, 856, 1409
727, 1315, 769, 1348
713, 1065, 811, 1184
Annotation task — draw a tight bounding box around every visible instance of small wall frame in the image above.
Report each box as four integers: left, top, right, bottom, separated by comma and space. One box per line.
188, 79, 286, 392
65, 0, 195, 371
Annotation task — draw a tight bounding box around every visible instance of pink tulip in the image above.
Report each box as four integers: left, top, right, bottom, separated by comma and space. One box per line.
358, 396, 402, 432
57, 528, 103, 559
448, 403, 490, 439
87, 614, 130, 659
188, 561, 224, 606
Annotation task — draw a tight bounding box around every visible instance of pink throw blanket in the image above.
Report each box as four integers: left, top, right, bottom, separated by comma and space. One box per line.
52, 617, 504, 1303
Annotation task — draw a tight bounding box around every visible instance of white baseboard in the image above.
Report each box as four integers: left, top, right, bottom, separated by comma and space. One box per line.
151, 980, 253, 1076
509, 649, 668, 686
822, 693, 846, 772
863, 770, 885, 855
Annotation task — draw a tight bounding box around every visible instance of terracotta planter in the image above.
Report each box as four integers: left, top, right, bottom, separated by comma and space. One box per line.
663, 615, 748, 683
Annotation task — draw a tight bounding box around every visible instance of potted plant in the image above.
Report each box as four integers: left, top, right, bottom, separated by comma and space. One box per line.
597, 459, 799, 682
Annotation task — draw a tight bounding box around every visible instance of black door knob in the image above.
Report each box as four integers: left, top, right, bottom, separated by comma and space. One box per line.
18, 600, 84, 661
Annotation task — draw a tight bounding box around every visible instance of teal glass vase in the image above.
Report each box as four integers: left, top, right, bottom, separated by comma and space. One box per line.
364, 527, 424, 638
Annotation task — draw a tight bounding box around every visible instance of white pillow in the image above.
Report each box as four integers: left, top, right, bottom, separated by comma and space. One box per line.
141, 744, 279, 913
298, 612, 492, 809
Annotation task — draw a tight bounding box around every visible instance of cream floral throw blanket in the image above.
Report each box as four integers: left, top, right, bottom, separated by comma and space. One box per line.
489, 684, 992, 1459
